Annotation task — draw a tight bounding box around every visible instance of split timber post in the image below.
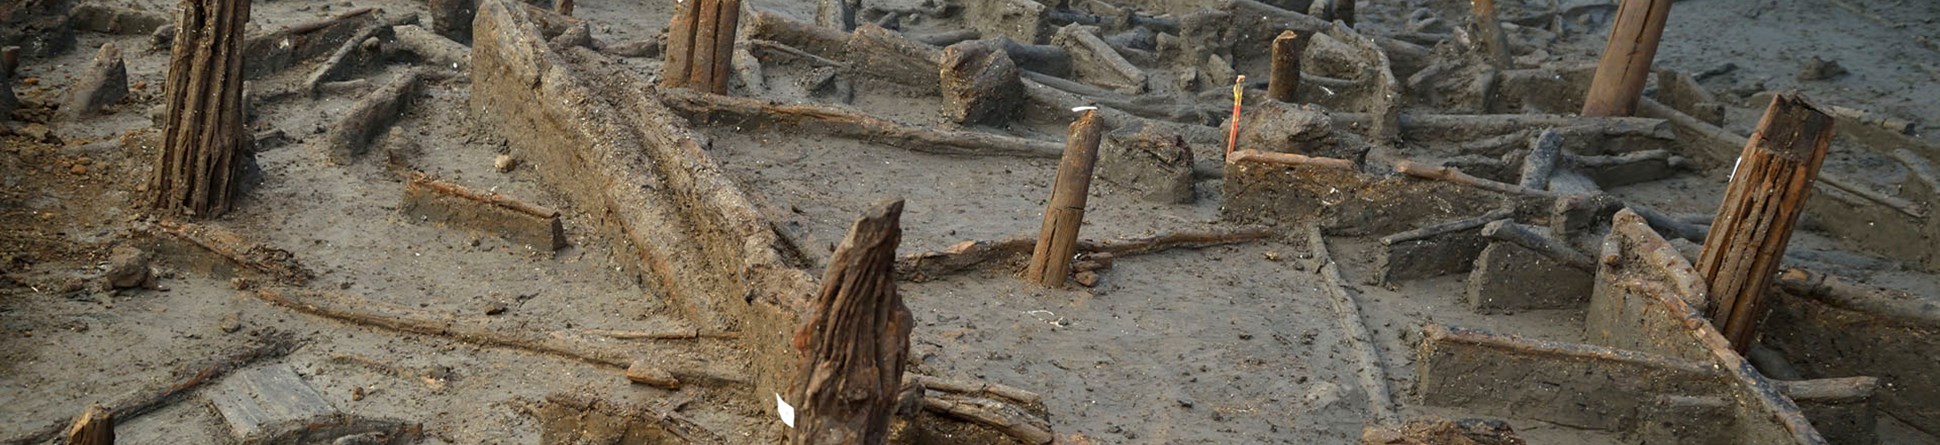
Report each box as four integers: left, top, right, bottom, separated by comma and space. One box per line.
661, 0, 741, 93
1580, 0, 1672, 116
1026, 110, 1104, 288
63, 404, 113, 445
787, 199, 912, 445
1267, 31, 1307, 104
1696, 93, 1834, 353
150, 0, 251, 218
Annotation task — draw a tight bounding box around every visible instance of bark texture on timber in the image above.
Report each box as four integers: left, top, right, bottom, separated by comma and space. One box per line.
1026, 111, 1105, 288
150, 0, 251, 219
788, 199, 913, 445
1697, 93, 1834, 352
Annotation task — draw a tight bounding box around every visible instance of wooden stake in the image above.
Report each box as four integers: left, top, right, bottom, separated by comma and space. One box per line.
1696, 93, 1834, 353
662, 0, 702, 88
150, 0, 251, 219
1267, 31, 1306, 103
1581, 0, 1672, 116
687, 0, 724, 90
1226, 75, 1244, 157
788, 199, 911, 445
1469, 0, 1510, 68
1026, 111, 1104, 288
707, 0, 743, 94
63, 404, 113, 445
1518, 129, 1562, 190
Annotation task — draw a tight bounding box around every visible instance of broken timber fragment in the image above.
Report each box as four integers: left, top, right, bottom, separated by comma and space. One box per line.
241, 8, 380, 79
1416, 323, 1721, 431
65, 42, 128, 117
1775, 377, 1880, 445
845, 24, 945, 91
0, 335, 297, 445
399, 173, 567, 251
208, 364, 421, 444
63, 404, 113, 445
1697, 93, 1834, 353
788, 199, 912, 445
1518, 129, 1561, 190
1375, 208, 1512, 283
1267, 30, 1307, 103
150, 0, 251, 219
323, 70, 425, 165
1581, 0, 1672, 116
1026, 110, 1105, 288
817, 0, 858, 31
1468, 0, 1510, 69
939, 40, 1024, 125
1468, 221, 1594, 310
1053, 25, 1146, 94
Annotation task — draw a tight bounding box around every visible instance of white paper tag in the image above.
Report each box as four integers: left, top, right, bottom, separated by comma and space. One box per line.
776, 393, 797, 428
1070, 106, 1098, 112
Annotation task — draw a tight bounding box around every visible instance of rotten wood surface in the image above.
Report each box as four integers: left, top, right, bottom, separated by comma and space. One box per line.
659, 88, 1065, 158
1267, 30, 1307, 103
1380, 207, 1513, 245
1481, 219, 1594, 271
62, 405, 112, 445
150, 0, 250, 219
1697, 93, 1834, 353
788, 199, 912, 445
150, 219, 314, 285
922, 394, 1054, 445
1581, 0, 1671, 116
662, 0, 701, 88
3, 335, 295, 445
1776, 268, 1940, 327
1026, 111, 1105, 288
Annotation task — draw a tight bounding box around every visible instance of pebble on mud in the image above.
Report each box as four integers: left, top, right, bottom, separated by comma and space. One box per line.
104, 245, 151, 289
219, 312, 242, 333
624, 359, 681, 389
1798, 56, 1849, 81
493, 154, 517, 172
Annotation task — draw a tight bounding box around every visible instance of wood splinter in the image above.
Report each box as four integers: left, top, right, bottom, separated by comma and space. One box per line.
788, 199, 913, 445
63, 404, 113, 445
1697, 93, 1834, 353
1026, 110, 1105, 288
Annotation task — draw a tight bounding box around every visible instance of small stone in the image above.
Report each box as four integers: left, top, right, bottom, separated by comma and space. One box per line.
1264, 251, 1282, 262
69, 164, 87, 175
229, 277, 253, 290
482, 301, 508, 316
1797, 56, 1849, 81
493, 154, 516, 172
625, 360, 681, 389
350, 386, 365, 401
1073, 271, 1101, 288
21, 77, 38, 86
219, 312, 242, 333
104, 245, 151, 289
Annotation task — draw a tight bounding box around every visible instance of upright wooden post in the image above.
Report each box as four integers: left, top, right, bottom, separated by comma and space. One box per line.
1696, 93, 1834, 353
817, 0, 858, 31
662, 0, 739, 94
1267, 31, 1307, 103
1580, 0, 1672, 117
788, 199, 911, 445
1026, 110, 1104, 288
151, 0, 250, 219
63, 404, 113, 445
1469, 0, 1510, 69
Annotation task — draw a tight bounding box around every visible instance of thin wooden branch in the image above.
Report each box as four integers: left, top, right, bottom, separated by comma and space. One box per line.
407, 173, 560, 218
921, 394, 1054, 445
151, 219, 314, 285
1481, 219, 1595, 271
1307, 227, 1399, 427
1393, 160, 1559, 197
659, 88, 1064, 158
1379, 207, 1514, 245
1226, 149, 1358, 171
907, 374, 1044, 407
